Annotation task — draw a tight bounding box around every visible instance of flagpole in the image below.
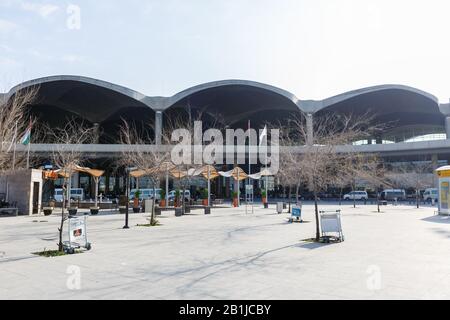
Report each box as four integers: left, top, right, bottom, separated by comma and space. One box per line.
248, 120, 251, 206
266, 151, 268, 208
26, 141, 31, 169
248, 120, 251, 177
26, 119, 31, 169
12, 121, 18, 170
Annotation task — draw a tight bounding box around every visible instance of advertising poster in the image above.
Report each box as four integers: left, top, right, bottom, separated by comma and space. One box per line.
69, 216, 86, 245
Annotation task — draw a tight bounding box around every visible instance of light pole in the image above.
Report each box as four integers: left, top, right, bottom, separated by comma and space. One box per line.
123, 168, 132, 229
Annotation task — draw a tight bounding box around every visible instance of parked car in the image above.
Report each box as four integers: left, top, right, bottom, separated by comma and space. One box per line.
343, 191, 368, 201
130, 189, 162, 201
423, 188, 438, 202
380, 189, 406, 201
54, 188, 85, 202
168, 190, 191, 202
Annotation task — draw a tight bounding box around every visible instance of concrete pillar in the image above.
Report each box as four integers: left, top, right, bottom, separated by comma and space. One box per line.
93, 123, 100, 144
306, 113, 314, 146
155, 111, 163, 145
105, 175, 110, 194
432, 154, 439, 187
445, 117, 450, 139
72, 172, 79, 188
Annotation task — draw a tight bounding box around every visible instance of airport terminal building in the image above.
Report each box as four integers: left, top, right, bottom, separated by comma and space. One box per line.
2, 75, 450, 199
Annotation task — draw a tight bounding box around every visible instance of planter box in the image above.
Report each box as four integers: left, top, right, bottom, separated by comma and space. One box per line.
133, 207, 141, 213
90, 207, 100, 215
68, 208, 78, 216
175, 208, 183, 217
119, 206, 127, 214
204, 207, 211, 215
43, 207, 53, 216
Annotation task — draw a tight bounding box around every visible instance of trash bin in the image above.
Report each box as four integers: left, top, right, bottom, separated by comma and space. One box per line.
277, 202, 283, 214
144, 200, 153, 214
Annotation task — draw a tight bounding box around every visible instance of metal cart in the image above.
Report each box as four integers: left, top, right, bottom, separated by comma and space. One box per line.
288, 205, 303, 223
63, 215, 92, 254
320, 210, 344, 242
245, 184, 254, 215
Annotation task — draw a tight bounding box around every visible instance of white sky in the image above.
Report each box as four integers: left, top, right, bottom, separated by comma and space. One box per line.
1, 0, 450, 102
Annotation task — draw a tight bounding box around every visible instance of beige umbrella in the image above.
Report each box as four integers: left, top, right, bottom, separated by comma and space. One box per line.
218, 167, 248, 206
197, 165, 220, 207
56, 165, 105, 208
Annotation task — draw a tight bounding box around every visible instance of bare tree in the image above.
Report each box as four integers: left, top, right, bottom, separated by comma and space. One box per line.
387, 161, 434, 208
164, 105, 225, 213
119, 119, 171, 226
47, 118, 95, 252
287, 112, 383, 241
363, 159, 392, 213
0, 86, 38, 172
278, 134, 307, 209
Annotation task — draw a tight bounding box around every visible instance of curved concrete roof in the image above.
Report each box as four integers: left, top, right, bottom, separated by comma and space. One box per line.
4, 76, 443, 116
300, 84, 439, 114
7, 75, 148, 105
157, 79, 302, 111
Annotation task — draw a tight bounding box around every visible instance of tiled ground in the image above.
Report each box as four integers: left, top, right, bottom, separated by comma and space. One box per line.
1, 203, 449, 300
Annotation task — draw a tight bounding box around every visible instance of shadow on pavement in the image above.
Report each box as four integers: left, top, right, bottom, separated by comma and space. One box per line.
422, 215, 450, 224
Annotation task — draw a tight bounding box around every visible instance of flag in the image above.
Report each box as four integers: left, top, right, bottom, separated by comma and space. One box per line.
21, 121, 32, 146
259, 125, 267, 146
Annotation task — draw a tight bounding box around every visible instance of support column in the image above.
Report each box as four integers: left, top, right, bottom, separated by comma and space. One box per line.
105, 175, 110, 195
445, 116, 450, 139
155, 111, 163, 145
72, 172, 79, 188
432, 154, 439, 188
306, 113, 314, 146
93, 123, 100, 144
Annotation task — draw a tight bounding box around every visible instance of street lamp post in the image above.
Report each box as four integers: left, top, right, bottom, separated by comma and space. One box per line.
123, 169, 131, 229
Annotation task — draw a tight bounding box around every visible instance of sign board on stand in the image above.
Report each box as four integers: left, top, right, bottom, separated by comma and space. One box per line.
64, 215, 91, 253
437, 166, 450, 215
289, 205, 302, 223
69, 216, 87, 245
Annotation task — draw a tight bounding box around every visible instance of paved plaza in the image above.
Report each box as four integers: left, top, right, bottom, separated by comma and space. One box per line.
1, 203, 450, 300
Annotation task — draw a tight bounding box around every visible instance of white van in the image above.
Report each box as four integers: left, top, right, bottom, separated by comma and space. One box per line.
343, 191, 368, 201
381, 189, 406, 201
168, 190, 191, 201
423, 188, 438, 202
54, 188, 85, 202
130, 189, 161, 201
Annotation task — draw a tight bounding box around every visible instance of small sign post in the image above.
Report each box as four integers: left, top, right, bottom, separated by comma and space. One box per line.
64, 215, 91, 254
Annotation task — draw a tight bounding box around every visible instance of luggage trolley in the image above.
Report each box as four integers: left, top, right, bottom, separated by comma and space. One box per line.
320, 210, 344, 242
63, 215, 92, 254
288, 204, 303, 223
245, 184, 254, 215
